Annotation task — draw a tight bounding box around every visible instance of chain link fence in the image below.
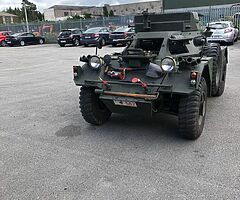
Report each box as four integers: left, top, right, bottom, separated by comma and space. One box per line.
1, 5, 240, 43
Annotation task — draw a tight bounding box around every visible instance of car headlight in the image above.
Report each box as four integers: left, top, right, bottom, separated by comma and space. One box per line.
161, 56, 176, 72
89, 56, 103, 69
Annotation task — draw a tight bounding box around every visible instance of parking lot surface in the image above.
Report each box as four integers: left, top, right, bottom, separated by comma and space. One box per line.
1, 43, 240, 199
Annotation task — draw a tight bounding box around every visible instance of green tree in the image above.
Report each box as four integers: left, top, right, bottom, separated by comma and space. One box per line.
5, 0, 43, 22
103, 6, 109, 17
83, 13, 92, 19
109, 10, 114, 17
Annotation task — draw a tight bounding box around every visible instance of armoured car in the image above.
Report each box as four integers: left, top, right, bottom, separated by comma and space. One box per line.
73, 12, 228, 140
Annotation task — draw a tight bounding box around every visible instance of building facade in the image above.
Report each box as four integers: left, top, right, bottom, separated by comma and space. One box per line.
44, 1, 163, 21
0, 12, 18, 24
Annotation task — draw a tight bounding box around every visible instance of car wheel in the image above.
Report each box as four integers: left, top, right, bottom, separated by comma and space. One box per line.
112, 43, 117, 47
84, 44, 88, 47
214, 55, 227, 97
20, 40, 25, 46
202, 43, 221, 96
39, 39, 44, 45
79, 87, 111, 125
59, 44, 65, 47
101, 38, 106, 46
178, 77, 207, 140
74, 39, 80, 46
1, 41, 6, 47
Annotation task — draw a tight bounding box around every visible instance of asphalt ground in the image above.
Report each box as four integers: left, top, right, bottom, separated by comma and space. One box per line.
0, 43, 240, 200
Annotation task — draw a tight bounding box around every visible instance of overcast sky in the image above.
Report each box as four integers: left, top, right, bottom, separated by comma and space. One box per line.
0, 0, 154, 12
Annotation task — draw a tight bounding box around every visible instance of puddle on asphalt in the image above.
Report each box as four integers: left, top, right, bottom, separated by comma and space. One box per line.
55, 125, 81, 137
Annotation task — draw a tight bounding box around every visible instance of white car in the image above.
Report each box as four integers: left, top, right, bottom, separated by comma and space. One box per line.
207, 21, 239, 44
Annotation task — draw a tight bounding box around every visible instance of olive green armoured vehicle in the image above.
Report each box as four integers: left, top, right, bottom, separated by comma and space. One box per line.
73, 12, 228, 140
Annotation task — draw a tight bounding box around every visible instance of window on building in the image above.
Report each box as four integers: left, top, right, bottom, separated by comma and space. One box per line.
64, 12, 69, 17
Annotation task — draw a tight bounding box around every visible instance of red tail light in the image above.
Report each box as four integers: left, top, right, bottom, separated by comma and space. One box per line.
224, 28, 232, 33
80, 34, 83, 37
109, 34, 112, 39
92, 33, 99, 38
124, 32, 128, 38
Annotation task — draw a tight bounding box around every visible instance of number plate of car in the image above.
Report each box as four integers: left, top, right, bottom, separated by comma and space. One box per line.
60, 40, 66, 43
114, 100, 137, 107
85, 36, 91, 39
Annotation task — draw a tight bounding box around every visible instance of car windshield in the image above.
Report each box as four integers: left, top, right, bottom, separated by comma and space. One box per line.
59, 30, 72, 36
114, 27, 130, 32
12, 33, 23, 37
209, 23, 229, 29
84, 28, 101, 33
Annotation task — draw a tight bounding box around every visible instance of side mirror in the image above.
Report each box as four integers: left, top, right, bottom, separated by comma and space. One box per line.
193, 36, 205, 46
202, 27, 213, 38
96, 37, 103, 49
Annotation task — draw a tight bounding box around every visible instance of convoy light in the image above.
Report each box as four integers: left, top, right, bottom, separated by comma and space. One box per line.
89, 56, 103, 69
161, 56, 176, 72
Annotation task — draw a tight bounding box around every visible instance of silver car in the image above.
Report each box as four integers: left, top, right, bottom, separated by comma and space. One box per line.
207, 21, 239, 44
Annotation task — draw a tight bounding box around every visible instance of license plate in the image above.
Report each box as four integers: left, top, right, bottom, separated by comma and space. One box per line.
60, 40, 66, 43
85, 36, 91, 39
114, 100, 137, 107
7, 41, 11, 43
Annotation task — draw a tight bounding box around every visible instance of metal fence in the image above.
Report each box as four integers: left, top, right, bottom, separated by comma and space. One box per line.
0, 15, 134, 34
0, 5, 240, 42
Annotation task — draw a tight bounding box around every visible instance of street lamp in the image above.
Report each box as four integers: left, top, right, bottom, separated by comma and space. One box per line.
22, 0, 29, 32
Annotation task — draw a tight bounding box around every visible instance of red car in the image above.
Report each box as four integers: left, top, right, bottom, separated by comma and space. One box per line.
0, 31, 12, 46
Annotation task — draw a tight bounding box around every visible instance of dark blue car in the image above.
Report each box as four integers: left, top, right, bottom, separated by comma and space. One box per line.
81, 27, 111, 47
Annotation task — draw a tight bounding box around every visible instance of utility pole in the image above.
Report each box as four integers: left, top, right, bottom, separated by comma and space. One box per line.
22, 0, 29, 32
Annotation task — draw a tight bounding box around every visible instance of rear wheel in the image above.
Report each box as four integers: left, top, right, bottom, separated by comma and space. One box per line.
112, 43, 117, 47
178, 77, 207, 140
79, 87, 111, 125
84, 44, 88, 47
59, 44, 65, 47
39, 39, 44, 45
101, 38, 106, 46
1, 41, 6, 47
74, 39, 80, 46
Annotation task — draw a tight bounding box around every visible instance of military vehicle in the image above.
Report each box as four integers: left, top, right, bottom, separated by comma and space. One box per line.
73, 12, 228, 140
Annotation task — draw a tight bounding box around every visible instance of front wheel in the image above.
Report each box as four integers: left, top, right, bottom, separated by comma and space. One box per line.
20, 40, 25, 46
178, 77, 207, 140
79, 87, 111, 125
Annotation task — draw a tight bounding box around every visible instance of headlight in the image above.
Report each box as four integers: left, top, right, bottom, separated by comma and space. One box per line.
89, 56, 103, 69
161, 56, 176, 72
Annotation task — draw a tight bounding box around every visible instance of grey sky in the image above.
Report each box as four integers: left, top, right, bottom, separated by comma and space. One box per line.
0, 0, 154, 12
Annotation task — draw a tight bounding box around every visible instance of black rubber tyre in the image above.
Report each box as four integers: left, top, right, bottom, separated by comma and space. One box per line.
39, 39, 44, 45
74, 39, 80, 46
1, 40, 6, 47
84, 44, 88, 47
101, 38, 106, 46
79, 87, 111, 125
59, 44, 65, 47
112, 43, 117, 47
202, 43, 221, 96
178, 77, 207, 140
215, 54, 227, 97
20, 40, 25, 46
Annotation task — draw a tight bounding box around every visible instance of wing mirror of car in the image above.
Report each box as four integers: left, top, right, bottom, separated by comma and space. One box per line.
202, 27, 213, 38
193, 36, 205, 46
